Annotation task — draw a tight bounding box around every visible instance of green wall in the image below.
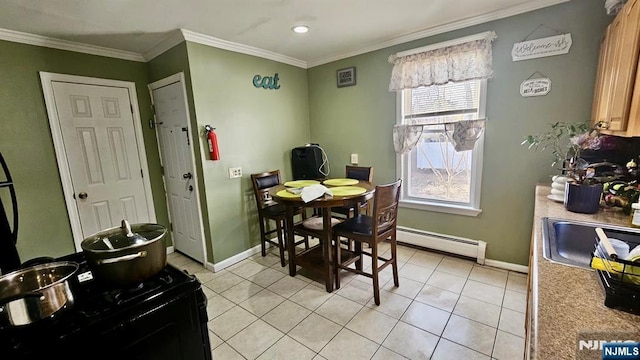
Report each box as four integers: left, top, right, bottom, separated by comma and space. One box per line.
0, 37, 309, 266
0, 40, 170, 261
0, 0, 611, 267
184, 42, 310, 262
307, 0, 610, 265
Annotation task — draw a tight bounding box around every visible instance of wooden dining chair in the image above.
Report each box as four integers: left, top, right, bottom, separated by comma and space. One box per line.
331, 165, 374, 219
332, 179, 402, 305
330, 165, 373, 251
251, 170, 309, 267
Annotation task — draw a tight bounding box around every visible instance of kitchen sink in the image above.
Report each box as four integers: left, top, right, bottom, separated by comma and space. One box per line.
542, 217, 640, 269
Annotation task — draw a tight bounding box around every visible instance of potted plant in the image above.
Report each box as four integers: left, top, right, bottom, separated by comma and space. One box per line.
522, 121, 604, 213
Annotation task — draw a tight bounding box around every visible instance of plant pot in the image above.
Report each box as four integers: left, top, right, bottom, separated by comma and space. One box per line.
564, 182, 604, 214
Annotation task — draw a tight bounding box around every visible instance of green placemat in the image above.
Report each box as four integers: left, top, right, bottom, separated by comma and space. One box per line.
284, 180, 320, 187
323, 178, 359, 186
330, 186, 367, 196
276, 190, 301, 198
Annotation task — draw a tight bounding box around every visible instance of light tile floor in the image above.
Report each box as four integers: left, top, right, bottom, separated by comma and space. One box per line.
167, 241, 527, 360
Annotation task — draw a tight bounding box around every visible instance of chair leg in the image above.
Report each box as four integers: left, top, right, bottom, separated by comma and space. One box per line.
276, 220, 286, 267
371, 241, 380, 306
296, 212, 310, 250
355, 240, 363, 271
334, 234, 341, 289
347, 211, 354, 251
259, 218, 267, 257
391, 234, 399, 287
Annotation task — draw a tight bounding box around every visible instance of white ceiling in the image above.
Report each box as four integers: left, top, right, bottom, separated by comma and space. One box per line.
0, 0, 572, 67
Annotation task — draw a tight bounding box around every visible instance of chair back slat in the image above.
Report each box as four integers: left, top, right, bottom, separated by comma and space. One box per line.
372, 179, 402, 235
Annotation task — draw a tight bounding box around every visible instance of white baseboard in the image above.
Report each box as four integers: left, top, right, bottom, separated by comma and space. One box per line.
484, 259, 529, 274
395, 226, 528, 273
397, 226, 487, 265
208, 243, 266, 272
196, 236, 529, 274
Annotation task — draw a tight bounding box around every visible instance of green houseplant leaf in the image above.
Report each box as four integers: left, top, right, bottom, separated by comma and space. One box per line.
522, 121, 600, 184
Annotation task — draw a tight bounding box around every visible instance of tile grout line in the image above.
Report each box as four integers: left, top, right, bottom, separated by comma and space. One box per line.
175, 246, 526, 359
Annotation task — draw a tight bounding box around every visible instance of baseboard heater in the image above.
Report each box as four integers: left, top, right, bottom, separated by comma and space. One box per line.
396, 226, 486, 265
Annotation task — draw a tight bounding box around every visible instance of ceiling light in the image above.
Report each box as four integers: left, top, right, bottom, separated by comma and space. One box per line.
292, 25, 309, 34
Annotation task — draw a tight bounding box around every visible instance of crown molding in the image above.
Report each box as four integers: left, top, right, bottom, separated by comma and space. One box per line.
143, 30, 185, 61
180, 29, 307, 69
306, 0, 571, 68
0, 27, 145, 62
0, 0, 570, 68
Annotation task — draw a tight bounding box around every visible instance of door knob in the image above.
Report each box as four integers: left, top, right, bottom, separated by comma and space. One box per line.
188, 185, 193, 192
78, 192, 88, 200
183, 172, 192, 179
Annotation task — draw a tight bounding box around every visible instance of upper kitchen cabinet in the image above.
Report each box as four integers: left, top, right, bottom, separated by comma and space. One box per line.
591, 0, 640, 136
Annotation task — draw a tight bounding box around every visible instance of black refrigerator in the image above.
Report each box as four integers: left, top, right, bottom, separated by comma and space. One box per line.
0, 151, 20, 274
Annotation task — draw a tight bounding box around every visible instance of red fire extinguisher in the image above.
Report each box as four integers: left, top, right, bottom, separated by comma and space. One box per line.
205, 125, 220, 161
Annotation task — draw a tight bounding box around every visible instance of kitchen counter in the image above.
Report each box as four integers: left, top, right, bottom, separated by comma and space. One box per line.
529, 184, 640, 359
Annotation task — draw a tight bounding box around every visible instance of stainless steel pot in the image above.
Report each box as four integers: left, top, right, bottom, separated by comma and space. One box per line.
0, 261, 78, 327
81, 220, 167, 287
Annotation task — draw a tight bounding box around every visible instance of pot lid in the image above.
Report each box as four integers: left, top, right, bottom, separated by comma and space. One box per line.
81, 220, 166, 251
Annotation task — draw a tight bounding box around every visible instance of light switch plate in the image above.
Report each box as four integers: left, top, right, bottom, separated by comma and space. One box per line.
350, 153, 358, 164
229, 167, 242, 178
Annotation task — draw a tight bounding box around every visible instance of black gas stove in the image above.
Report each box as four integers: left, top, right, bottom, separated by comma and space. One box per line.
0, 252, 212, 360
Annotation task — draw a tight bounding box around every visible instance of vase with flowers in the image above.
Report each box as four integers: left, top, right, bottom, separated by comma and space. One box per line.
522, 121, 604, 213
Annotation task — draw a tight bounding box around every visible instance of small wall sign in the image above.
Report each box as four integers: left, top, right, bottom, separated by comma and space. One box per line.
512, 33, 572, 61
520, 78, 551, 97
336, 67, 356, 88
253, 73, 280, 89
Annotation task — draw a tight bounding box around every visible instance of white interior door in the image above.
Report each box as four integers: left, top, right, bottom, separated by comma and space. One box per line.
41, 72, 156, 251
52, 82, 151, 237
150, 74, 206, 263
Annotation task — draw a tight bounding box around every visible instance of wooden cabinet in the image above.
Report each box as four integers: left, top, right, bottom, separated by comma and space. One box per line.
591, 0, 640, 136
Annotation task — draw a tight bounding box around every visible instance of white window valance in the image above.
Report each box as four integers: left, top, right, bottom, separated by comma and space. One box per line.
388, 31, 497, 91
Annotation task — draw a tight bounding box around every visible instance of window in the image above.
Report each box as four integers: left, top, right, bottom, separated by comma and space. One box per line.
388, 31, 495, 216
397, 79, 486, 216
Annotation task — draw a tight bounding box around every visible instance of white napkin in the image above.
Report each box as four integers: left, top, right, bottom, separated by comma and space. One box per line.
301, 184, 333, 203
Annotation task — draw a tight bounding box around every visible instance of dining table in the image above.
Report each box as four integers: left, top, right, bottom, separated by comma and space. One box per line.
269, 179, 375, 292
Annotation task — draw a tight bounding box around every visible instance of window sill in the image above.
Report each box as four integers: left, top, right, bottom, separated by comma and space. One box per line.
399, 199, 482, 217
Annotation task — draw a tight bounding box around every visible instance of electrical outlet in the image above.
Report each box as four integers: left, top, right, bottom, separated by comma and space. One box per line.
228, 167, 242, 179
350, 153, 358, 165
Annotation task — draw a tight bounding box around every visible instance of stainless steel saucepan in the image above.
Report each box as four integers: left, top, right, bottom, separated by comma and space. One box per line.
0, 261, 79, 327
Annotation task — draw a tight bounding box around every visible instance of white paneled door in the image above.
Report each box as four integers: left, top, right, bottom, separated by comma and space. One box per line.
45, 77, 153, 244
52, 82, 151, 237
150, 74, 205, 264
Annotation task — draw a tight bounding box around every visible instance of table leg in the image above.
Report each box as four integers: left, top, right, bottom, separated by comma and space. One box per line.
322, 208, 334, 292
286, 205, 297, 276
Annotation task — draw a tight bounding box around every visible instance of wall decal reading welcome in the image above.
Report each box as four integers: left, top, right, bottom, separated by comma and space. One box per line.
253, 73, 280, 89
511, 33, 572, 61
